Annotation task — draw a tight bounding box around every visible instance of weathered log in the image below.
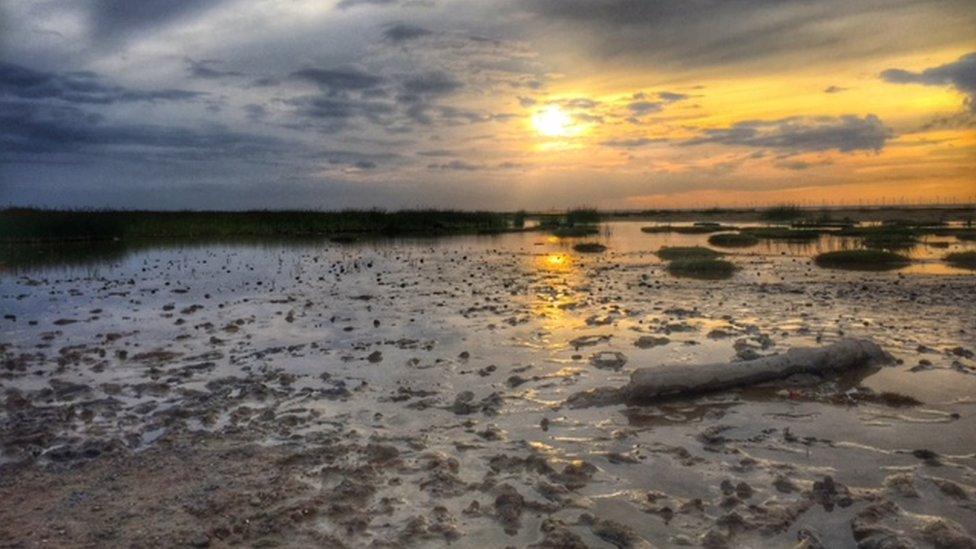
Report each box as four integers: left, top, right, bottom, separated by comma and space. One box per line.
566, 338, 890, 408
625, 337, 889, 402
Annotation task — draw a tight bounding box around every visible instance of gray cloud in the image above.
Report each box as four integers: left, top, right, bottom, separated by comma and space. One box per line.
520, 0, 975, 70
400, 71, 462, 97
0, 99, 285, 159
685, 115, 890, 153
337, 0, 399, 10
88, 0, 229, 42
382, 23, 432, 43
186, 58, 245, 79
881, 52, 976, 111
601, 137, 666, 148
0, 62, 203, 104
291, 67, 385, 95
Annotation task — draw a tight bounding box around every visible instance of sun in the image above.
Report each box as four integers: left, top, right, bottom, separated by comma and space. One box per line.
532, 105, 573, 137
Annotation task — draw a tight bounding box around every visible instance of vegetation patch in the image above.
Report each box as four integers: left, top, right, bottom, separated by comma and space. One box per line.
666, 258, 737, 280
945, 251, 976, 270
813, 249, 910, 271
744, 227, 821, 241
0, 208, 519, 243
761, 205, 803, 221
708, 232, 760, 248
656, 246, 722, 261
641, 223, 735, 234
551, 225, 599, 237
541, 207, 601, 238
573, 242, 607, 253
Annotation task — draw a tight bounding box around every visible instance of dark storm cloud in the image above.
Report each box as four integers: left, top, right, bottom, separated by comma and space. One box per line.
0, 99, 285, 159
382, 23, 433, 43
0, 62, 203, 105
881, 52, 976, 111
291, 68, 385, 94
685, 115, 890, 153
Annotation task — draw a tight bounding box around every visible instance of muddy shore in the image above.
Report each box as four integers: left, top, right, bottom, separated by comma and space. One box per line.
2, 222, 975, 548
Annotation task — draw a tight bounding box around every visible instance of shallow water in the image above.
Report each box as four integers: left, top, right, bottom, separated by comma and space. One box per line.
1, 221, 975, 547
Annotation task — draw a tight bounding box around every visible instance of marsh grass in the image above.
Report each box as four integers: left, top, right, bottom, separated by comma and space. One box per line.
572, 242, 607, 253
945, 251, 976, 270
542, 207, 601, 237
656, 246, 722, 261
0, 208, 518, 243
707, 232, 760, 248
761, 204, 803, 221
813, 249, 910, 271
666, 258, 737, 280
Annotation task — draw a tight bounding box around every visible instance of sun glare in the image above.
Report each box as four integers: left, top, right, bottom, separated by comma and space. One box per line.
532, 105, 573, 137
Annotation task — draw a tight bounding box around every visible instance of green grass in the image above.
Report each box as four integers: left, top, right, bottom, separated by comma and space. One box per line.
813, 249, 911, 271
707, 232, 760, 248
945, 251, 976, 270
666, 258, 737, 280
0, 208, 520, 242
656, 246, 722, 261
572, 242, 607, 253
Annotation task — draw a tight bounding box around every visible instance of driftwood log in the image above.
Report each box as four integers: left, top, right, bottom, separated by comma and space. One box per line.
567, 338, 890, 407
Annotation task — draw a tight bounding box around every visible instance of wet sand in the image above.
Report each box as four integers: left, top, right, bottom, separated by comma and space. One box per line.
1, 222, 975, 548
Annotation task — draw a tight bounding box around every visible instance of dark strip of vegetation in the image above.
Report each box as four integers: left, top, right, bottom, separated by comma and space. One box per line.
813, 249, 910, 271
550, 225, 600, 237
760, 204, 803, 221
0, 208, 523, 243
641, 224, 735, 234
541, 207, 602, 237
572, 242, 607, 253
707, 232, 760, 248
666, 258, 737, 280
945, 251, 976, 270
656, 246, 722, 261
742, 227, 822, 241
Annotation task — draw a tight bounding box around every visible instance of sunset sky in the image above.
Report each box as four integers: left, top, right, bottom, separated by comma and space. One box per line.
1, 0, 974, 209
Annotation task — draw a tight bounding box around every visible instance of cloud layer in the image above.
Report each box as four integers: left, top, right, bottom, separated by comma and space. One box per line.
0, 0, 973, 208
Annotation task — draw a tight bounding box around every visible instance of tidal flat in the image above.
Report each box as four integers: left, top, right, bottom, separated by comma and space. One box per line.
1, 221, 975, 548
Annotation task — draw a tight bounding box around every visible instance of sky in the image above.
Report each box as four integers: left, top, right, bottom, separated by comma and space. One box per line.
1, 0, 974, 210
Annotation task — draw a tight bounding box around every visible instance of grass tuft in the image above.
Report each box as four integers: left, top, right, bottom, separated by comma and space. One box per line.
572, 242, 607, 253
708, 232, 760, 248
945, 251, 976, 270
743, 227, 821, 241
813, 249, 910, 271
656, 246, 721, 261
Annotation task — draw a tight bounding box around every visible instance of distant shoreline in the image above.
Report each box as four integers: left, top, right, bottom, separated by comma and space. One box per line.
1, 205, 972, 244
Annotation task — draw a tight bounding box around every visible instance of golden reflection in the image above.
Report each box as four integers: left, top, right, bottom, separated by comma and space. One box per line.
540, 252, 572, 271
